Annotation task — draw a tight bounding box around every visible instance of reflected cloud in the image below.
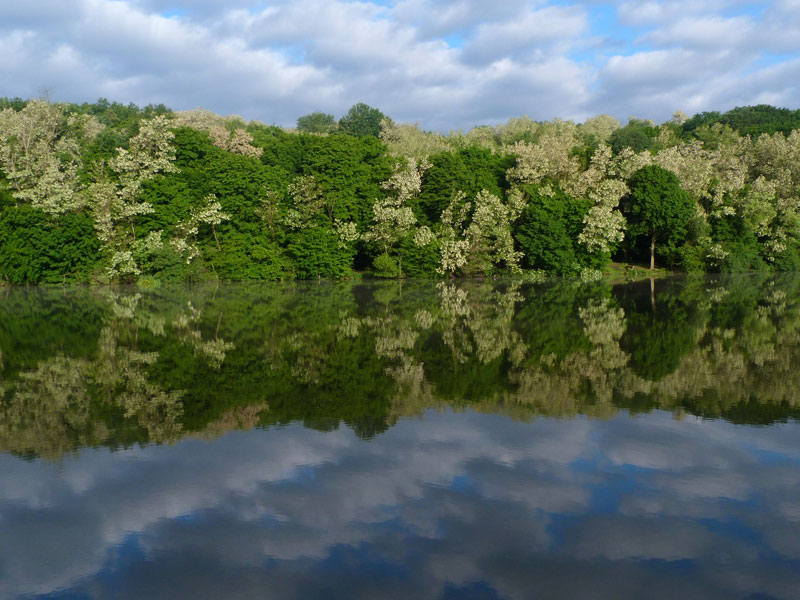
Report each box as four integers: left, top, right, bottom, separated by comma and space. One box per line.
0, 411, 799, 598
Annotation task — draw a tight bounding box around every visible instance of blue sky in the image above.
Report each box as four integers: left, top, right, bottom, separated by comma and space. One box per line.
0, 0, 798, 130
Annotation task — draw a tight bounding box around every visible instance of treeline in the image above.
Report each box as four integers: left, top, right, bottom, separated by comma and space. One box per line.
1, 98, 799, 284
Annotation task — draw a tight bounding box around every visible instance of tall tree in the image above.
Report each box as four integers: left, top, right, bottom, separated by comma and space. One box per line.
338, 103, 388, 138
622, 165, 695, 270
297, 112, 337, 134
363, 157, 430, 276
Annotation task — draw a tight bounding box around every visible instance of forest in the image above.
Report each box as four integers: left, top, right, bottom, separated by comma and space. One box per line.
1, 98, 800, 284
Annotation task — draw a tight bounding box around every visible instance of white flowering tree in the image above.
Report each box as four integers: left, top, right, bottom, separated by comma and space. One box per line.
86, 115, 178, 278
436, 190, 522, 276
506, 121, 583, 196
174, 109, 262, 158
0, 100, 101, 216
363, 158, 431, 275
171, 194, 230, 263
746, 131, 800, 260
578, 180, 628, 254
379, 119, 451, 159
191, 194, 229, 252
437, 192, 471, 276
282, 175, 324, 230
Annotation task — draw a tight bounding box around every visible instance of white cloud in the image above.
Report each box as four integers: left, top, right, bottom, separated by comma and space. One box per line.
392, 0, 532, 38
0, 0, 797, 129
616, 0, 745, 26
642, 15, 756, 49
462, 5, 588, 65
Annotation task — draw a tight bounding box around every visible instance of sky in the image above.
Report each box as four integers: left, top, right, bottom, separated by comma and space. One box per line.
0, 0, 799, 130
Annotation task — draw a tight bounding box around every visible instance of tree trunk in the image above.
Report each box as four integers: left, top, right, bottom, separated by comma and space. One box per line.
650, 234, 656, 271
213, 224, 221, 251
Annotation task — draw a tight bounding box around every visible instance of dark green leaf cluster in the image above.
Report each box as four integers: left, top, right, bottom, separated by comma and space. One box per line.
337, 102, 388, 138
296, 112, 336, 134
609, 119, 660, 153
514, 185, 596, 275
74, 97, 174, 128
0, 97, 27, 111
683, 104, 800, 138
0, 206, 100, 284
296, 103, 388, 138
619, 165, 695, 269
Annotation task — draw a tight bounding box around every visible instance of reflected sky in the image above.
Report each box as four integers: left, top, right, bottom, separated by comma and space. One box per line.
2, 410, 799, 600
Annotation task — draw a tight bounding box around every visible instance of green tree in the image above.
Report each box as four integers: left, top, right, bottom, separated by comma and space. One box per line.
338, 103, 388, 138
609, 118, 659, 154
0, 97, 27, 111
0, 206, 100, 283
287, 227, 354, 278
417, 148, 512, 224
297, 112, 337, 134
683, 104, 800, 138
514, 185, 592, 274
622, 165, 695, 270
296, 133, 392, 226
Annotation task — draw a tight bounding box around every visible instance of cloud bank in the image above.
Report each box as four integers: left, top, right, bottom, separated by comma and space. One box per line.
0, 1, 798, 130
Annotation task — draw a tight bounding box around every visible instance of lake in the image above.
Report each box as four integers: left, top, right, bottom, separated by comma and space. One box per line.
1, 276, 799, 599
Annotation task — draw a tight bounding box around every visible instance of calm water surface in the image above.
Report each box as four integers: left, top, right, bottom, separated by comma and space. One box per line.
1, 276, 799, 599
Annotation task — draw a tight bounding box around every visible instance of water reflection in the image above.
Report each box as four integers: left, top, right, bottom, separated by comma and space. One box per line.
1, 413, 799, 599
2, 276, 800, 598
2, 275, 800, 457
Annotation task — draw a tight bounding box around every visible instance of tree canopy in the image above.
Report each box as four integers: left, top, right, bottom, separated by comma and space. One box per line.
297, 112, 336, 134
338, 103, 387, 138
1, 97, 800, 283
683, 104, 800, 138
622, 165, 695, 270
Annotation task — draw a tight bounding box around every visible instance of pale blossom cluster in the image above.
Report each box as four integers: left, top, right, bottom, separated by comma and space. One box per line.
507, 124, 582, 195
87, 116, 179, 278
334, 219, 360, 249
0, 100, 95, 215
283, 175, 325, 230
173, 194, 230, 260
379, 120, 450, 159
436, 189, 523, 276
362, 158, 432, 266
578, 180, 628, 253
174, 109, 262, 158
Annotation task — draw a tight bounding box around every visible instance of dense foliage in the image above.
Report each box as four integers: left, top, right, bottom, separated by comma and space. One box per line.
1, 97, 800, 284
621, 165, 696, 270
682, 104, 800, 138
